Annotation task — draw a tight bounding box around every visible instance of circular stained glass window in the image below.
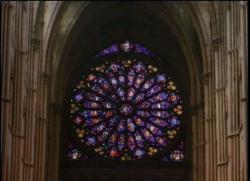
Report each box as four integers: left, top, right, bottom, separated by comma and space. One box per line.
69, 59, 183, 160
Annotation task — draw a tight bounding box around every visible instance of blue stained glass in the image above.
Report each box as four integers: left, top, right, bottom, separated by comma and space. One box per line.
169, 116, 181, 127
73, 116, 84, 125
127, 88, 136, 100
117, 119, 126, 133
69, 59, 183, 160
127, 71, 136, 86
146, 123, 162, 136
137, 110, 151, 118
149, 117, 168, 127
109, 147, 120, 158
127, 134, 136, 151
127, 119, 136, 132
135, 93, 145, 103
117, 87, 126, 100
134, 74, 145, 89
118, 134, 125, 150
134, 131, 145, 148
153, 101, 170, 109
156, 136, 168, 146
91, 122, 106, 134
133, 62, 146, 73
151, 110, 170, 118
98, 129, 110, 142
68, 144, 83, 160
95, 44, 119, 58
146, 85, 162, 97
138, 101, 151, 109
149, 92, 168, 103
108, 132, 118, 144
75, 94, 83, 102
156, 74, 167, 83
109, 116, 119, 127
95, 41, 155, 58
134, 148, 145, 158
141, 78, 155, 91
110, 77, 118, 87
86, 92, 103, 102
134, 116, 145, 127
86, 136, 97, 146
162, 141, 185, 161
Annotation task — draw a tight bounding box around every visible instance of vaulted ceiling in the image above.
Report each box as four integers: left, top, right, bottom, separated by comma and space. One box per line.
53, 2, 203, 106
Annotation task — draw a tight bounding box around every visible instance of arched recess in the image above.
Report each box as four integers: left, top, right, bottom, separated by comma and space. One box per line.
42, 2, 210, 180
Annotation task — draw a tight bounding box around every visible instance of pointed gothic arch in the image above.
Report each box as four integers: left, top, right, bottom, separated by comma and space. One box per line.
43, 2, 206, 180
2, 1, 247, 181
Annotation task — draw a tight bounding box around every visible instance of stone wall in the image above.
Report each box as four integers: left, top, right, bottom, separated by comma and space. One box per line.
1, 1, 247, 181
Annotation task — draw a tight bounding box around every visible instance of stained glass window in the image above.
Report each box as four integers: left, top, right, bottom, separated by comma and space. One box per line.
94, 40, 155, 58
67, 41, 184, 161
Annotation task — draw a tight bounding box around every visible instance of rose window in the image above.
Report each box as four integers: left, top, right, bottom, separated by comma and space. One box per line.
69, 56, 183, 161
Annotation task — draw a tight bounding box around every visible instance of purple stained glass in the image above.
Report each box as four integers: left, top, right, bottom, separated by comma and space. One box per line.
69, 59, 183, 160
162, 141, 185, 161
86, 136, 97, 146
95, 44, 119, 58
67, 140, 89, 160
95, 40, 155, 58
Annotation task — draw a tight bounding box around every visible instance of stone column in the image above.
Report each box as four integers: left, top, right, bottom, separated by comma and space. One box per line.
32, 3, 48, 181
239, 1, 248, 181
1, 2, 15, 181
46, 102, 62, 181
213, 4, 229, 181
22, 2, 39, 181
192, 103, 205, 181
203, 43, 217, 181
10, 2, 30, 180
226, 2, 242, 181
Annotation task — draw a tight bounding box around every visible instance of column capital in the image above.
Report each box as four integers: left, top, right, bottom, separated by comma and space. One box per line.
227, 123, 243, 138
212, 37, 222, 51
35, 114, 48, 122
189, 102, 203, 115
194, 141, 206, 148
1, 96, 11, 102
22, 157, 34, 167
240, 1, 248, 8
8, 123, 24, 139
205, 117, 213, 122
216, 156, 229, 166
32, 38, 41, 51
41, 71, 50, 81
202, 71, 211, 83
225, 2, 231, 10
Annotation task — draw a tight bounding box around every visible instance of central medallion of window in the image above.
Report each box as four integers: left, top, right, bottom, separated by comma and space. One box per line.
119, 104, 134, 116
68, 41, 184, 161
